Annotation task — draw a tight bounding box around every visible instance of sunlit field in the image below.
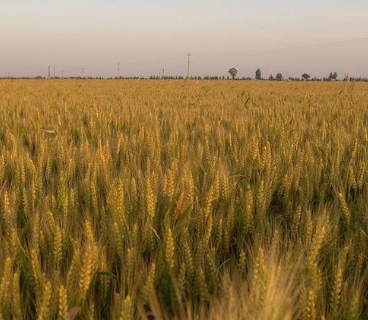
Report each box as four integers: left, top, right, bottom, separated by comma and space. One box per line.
0, 80, 368, 319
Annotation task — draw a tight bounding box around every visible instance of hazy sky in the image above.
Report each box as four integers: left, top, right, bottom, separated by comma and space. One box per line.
1, 0, 368, 78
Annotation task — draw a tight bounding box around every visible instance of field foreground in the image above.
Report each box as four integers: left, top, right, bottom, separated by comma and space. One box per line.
0, 80, 368, 319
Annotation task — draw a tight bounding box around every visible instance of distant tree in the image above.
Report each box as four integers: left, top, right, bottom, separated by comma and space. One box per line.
255, 68, 262, 80
302, 73, 311, 80
275, 73, 283, 81
269, 74, 274, 81
228, 68, 238, 80
329, 72, 338, 81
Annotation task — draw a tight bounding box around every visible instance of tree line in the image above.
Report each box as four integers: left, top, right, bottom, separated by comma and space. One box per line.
228, 68, 345, 81
1, 69, 367, 82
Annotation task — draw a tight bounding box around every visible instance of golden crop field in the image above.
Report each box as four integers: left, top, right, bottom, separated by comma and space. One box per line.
0, 80, 368, 320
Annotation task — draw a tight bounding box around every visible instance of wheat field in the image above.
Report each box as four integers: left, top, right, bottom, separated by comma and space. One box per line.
0, 80, 367, 319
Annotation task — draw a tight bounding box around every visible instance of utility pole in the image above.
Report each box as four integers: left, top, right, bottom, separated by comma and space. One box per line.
186, 52, 192, 79
62, 70, 64, 79
162, 68, 165, 79
48, 66, 51, 79
118, 63, 120, 78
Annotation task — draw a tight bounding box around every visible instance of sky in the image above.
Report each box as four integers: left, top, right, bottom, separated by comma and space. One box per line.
1, 0, 368, 78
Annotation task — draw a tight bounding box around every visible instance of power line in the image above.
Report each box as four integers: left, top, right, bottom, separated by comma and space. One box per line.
193, 36, 368, 57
